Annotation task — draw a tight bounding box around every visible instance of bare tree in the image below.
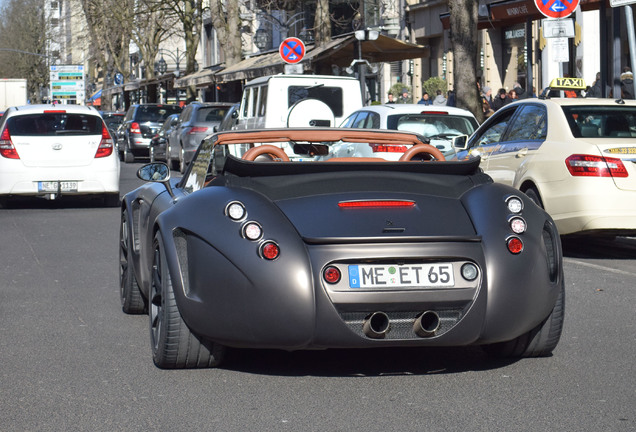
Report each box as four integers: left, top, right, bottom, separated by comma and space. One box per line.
314, 0, 332, 47
447, 0, 482, 121
209, 0, 243, 67
0, 0, 49, 102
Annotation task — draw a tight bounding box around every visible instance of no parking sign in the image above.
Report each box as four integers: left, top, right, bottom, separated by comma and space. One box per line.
535, 0, 580, 19
279, 37, 305, 64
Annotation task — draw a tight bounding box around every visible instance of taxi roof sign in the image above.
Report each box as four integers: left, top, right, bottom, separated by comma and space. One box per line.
549, 77, 587, 90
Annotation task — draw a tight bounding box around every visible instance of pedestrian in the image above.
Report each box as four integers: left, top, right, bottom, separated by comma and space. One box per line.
513, 82, 526, 99
481, 86, 494, 117
387, 93, 395, 104
446, 90, 456, 107
418, 92, 432, 105
621, 67, 634, 99
508, 89, 518, 101
491, 88, 511, 111
399, 89, 411, 104
432, 90, 447, 105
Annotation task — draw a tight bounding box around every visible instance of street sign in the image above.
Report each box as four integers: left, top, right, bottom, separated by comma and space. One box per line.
543, 18, 575, 38
534, 0, 580, 19
49, 65, 85, 104
609, 0, 636, 6
279, 37, 305, 64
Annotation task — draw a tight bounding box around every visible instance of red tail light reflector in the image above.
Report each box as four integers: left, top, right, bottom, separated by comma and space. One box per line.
0, 127, 19, 159
323, 266, 341, 284
371, 144, 408, 153
420, 111, 448, 115
338, 200, 415, 208
261, 242, 280, 260
95, 124, 114, 158
507, 237, 524, 254
130, 122, 141, 135
43, 110, 67, 114
188, 127, 209, 134
566, 154, 628, 178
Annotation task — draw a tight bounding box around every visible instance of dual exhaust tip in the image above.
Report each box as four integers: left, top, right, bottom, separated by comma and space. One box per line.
362, 311, 440, 339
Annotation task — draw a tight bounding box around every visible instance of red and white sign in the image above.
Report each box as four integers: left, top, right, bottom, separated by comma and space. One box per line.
534, 0, 579, 19
279, 37, 305, 64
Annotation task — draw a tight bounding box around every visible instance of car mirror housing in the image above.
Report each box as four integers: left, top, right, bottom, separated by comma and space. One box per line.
451, 135, 469, 150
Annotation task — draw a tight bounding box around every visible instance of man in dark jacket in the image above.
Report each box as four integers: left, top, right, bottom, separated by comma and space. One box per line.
491, 88, 511, 111
621, 67, 634, 99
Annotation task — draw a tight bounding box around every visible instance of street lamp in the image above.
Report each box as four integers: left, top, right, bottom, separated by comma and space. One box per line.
347, 29, 379, 104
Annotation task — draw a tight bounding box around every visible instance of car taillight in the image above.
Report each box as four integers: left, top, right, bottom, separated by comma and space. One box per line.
95, 124, 114, 158
188, 126, 209, 134
565, 154, 628, 178
0, 127, 20, 159
130, 122, 141, 135
338, 200, 415, 208
371, 144, 408, 153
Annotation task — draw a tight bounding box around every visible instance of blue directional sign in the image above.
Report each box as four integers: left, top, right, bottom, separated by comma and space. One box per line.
279, 37, 305, 64
535, 0, 580, 19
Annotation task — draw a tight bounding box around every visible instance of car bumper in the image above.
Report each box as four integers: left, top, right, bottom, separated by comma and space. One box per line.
0, 158, 120, 196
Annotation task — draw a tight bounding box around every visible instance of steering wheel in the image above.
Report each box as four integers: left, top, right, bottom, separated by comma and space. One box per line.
242, 145, 290, 162
399, 144, 446, 161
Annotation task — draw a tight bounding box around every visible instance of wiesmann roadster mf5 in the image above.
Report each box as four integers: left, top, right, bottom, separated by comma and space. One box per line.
119, 128, 564, 369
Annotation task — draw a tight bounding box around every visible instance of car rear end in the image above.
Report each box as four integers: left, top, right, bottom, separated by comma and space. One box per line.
0, 105, 119, 202
127, 104, 181, 157
182, 105, 231, 165
540, 101, 636, 235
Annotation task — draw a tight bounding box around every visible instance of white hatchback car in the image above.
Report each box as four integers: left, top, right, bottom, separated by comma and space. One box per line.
0, 104, 120, 206
339, 104, 479, 158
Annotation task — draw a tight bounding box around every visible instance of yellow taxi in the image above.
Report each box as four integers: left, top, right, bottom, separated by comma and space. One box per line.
454, 78, 636, 237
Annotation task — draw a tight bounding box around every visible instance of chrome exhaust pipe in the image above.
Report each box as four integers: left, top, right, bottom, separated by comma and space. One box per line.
363, 312, 391, 339
413, 311, 440, 338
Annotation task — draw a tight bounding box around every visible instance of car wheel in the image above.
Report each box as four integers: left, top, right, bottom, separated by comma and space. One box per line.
119, 211, 146, 314
483, 281, 564, 358
150, 231, 226, 369
179, 148, 186, 174
524, 187, 544, 209
124, 143, 134, 163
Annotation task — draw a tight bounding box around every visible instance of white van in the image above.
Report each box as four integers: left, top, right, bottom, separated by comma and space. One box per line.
234, 74, 363, 130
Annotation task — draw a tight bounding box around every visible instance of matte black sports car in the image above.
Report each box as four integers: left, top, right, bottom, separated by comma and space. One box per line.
119, 128, 564, 369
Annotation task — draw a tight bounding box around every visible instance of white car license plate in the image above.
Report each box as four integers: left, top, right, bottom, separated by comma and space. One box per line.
38, 181, 78, 192
348, 263, 454, 289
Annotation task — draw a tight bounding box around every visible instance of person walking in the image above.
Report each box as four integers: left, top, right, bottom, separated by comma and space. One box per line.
387, 93, 396, 104
621, 67, 635, 99
491, 88, 511, 111
481, 86, 494, 117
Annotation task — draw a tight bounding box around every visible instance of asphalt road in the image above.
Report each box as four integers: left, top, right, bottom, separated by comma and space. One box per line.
1, 162, 635, 431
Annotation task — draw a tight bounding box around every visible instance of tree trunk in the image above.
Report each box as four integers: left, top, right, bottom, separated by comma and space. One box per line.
447, 0, 482, 122
313, 0, 331, 47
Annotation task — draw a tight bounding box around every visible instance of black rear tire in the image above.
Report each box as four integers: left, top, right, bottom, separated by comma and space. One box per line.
483, 281, 565, 358
149, 231, 226, 369
524, 187, 544, 209
119, 211, 146, 314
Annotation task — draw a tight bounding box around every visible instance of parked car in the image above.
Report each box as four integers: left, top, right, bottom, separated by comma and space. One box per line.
118, 103, 182, 163
213, 102, 240, 132
340, 104, 479, 158
453, 77, 636, 237
0, 104, 120, 206
167, 102, 233, 173
149, 114, 180, 163
119, 127, 564, 369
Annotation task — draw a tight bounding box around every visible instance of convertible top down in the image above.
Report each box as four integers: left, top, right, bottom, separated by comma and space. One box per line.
119, 128, 564, 369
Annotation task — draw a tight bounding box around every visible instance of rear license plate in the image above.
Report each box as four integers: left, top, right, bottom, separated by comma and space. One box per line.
38, 181, 78, 192
348, 263, 454, 289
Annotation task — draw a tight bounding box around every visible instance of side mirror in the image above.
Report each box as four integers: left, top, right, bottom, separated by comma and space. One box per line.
137, 163, 175, 199
231, 110, 239, 119
451, 135, 469, 150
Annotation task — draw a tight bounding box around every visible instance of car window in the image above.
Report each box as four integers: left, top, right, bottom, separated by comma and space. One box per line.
288, 86, 344, 117
368, 112, 381, 128
561, 105, 636, 138
7, 113, 102, 135
197, 107, 228, 122
183, 137, 215, 194
340, 112, 358, 128
391, 114, 477, 137
469, 108, 517, 147
135, 105, 181, 122
258, 86, 268, 117
351, 112, 369, 128
506, 105, 547, 141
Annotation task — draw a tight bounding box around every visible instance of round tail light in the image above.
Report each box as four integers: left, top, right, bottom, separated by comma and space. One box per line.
507, 237, 524, 254
261, 242, 280, 260
323, 266, 341, 284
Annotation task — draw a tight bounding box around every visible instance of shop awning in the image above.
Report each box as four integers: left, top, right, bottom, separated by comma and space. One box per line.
175, 68, 218, 88
214, 33, 429, 83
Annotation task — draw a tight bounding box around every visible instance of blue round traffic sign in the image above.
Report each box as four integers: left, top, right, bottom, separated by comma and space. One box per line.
535, 0, 580, 19
279, 37, 305, 64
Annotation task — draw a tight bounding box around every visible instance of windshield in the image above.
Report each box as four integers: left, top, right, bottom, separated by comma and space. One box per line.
7, 113, 102, 136
196, 107, 229, 123
388, 114, 478, 138
136, 105, 182, 122
562, 105, 636, 138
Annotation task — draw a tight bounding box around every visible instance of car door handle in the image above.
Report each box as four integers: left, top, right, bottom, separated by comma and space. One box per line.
516, 148, 528, 158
